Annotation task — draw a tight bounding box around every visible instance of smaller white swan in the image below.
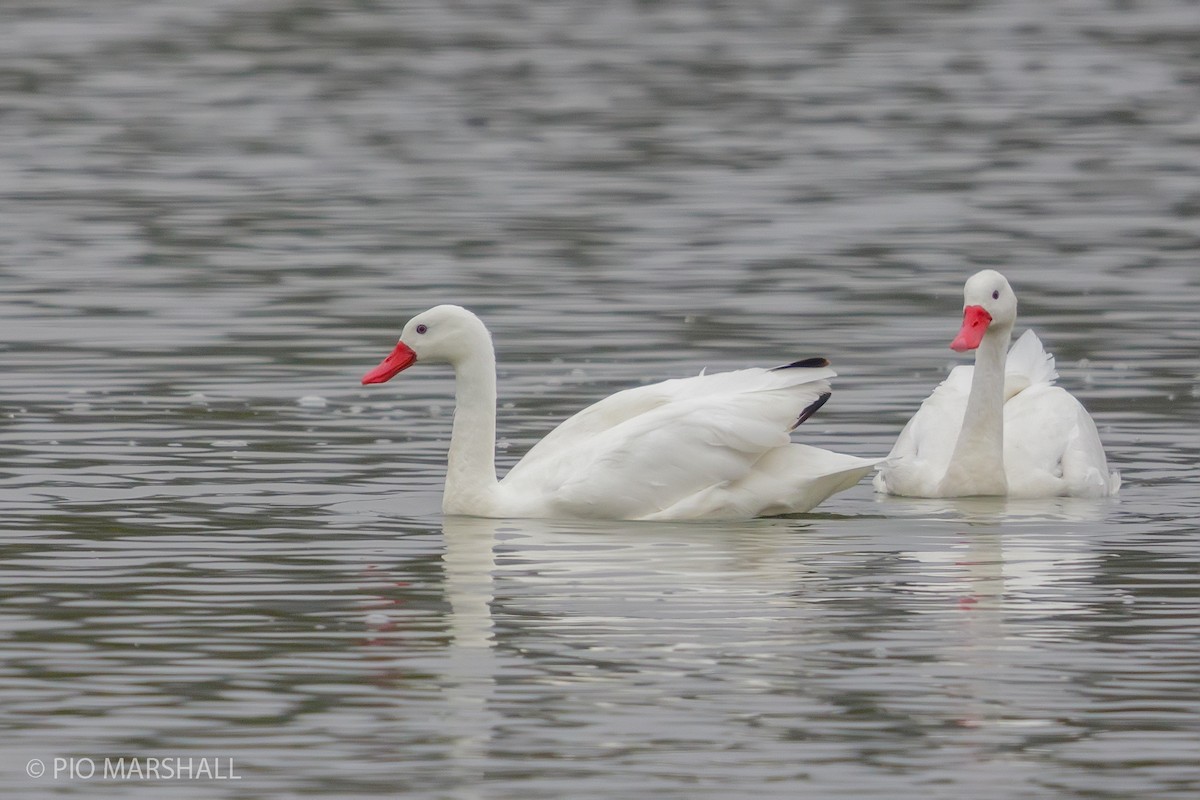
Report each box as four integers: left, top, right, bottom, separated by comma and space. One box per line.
874, 270, 1119, 499
362, 305, 878, 520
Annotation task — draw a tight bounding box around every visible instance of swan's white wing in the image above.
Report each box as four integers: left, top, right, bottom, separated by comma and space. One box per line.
1002, 329, 1058, 399
1061, 407, 1120, 496
500, 363, 841, 519
873, 366, 972, 496
507, 361, 836, 481
1006, 330, 1058, 385
647, 444, 879, 520
548, 398, 801, 519
1004, 385, 1118, 497
1003, 334, 1117, 497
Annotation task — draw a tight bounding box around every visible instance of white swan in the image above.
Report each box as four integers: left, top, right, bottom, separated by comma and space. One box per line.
362, 305, 878, 520
874, 270, 1119, 499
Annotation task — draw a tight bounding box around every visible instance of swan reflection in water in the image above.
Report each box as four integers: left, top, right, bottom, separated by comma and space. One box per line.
363, 503, 1108, 786
875, 493, 1110, 735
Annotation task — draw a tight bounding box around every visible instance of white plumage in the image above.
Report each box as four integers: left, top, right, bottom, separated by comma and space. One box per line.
874, 271, 1119, 499
363, 305, 878, 520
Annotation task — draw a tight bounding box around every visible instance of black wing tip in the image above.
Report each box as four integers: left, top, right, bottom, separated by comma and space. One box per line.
792, 390, 832, 429
772, 357, 830, 371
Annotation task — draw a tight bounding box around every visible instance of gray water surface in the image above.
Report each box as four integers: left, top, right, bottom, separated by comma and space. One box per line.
2, 1, 1199, 798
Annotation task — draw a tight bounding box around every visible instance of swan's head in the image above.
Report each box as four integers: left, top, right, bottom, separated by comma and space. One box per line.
951, 269, 1017, 352
362, 305, 492, 384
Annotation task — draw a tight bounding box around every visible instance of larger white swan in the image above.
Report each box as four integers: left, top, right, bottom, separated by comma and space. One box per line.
362, 305, 878, 520
874, 270, 1119, 498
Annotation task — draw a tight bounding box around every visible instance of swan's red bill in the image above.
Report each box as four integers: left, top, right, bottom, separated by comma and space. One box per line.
362, 342, 417, 384
950, 305, 992, 352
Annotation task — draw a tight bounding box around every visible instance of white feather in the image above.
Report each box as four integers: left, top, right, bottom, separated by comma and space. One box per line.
364, 306, 879, 520
875, 272, 1118, 499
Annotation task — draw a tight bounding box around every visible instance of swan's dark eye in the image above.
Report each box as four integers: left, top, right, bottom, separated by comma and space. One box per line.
992, 290, 1000, 300
415, 324, 428, 334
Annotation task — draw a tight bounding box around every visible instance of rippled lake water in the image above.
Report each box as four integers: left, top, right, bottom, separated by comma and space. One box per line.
2, 1, 1199, 797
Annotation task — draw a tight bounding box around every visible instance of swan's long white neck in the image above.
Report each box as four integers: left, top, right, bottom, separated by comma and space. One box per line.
939, 322, 1011, 496
443, 343, 500, 514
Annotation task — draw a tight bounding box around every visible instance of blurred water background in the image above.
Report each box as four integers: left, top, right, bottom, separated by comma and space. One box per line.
1, 0, 1198, 797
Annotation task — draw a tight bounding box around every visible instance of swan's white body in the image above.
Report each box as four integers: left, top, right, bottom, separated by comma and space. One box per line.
874, 271, 1118, 499
363, 305, 878, 521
